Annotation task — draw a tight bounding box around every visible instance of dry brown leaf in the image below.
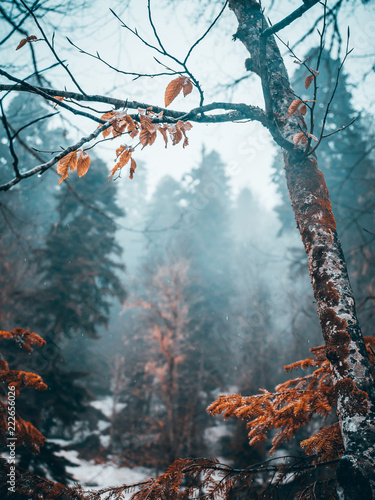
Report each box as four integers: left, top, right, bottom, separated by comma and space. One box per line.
182, 79, 193, 97
288, 99, 302, 116
176, 121, 192, 148
165, 77, 184, 107
299, 104, 307, 116
129, 158, 137, 179
109, 147, 133, 179
125, 115, 139, 138
158, 126, 168, 148
164, 76, 193, 107
293, 133, 306, 146
57, 150, 78, 184
139, 129, 157, 148
77, 151, 91, 178
16, 35, 37, 50
305, 74, 314, 89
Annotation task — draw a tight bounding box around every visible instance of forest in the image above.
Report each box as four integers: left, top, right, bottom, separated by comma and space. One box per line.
0, 0, 375, 499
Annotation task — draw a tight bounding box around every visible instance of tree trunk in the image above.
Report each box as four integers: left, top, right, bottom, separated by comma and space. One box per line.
229, 1, 375, 497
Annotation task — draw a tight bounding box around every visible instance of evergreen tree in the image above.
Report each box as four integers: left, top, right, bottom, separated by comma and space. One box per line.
12, 151, 126, 482
182, 149, 235, 390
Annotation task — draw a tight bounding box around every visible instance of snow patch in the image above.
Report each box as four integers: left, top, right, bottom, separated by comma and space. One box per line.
58, 449, 152, 495
91, 396, 125, 418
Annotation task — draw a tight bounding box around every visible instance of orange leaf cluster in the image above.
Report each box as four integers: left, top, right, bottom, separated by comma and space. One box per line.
57, 149, 91, 184
96, 457, 245, 500
136, 109, 192, 149
0, 328, 45, 352
288, 98, 316, 117
109, 145, 135, 180
101, 111, 139, 139
208, 339, 375, 462
98, 108, 192, 181
0, 368, 47, 396
164, 76, 193, 107
0, 327, 47, 454
16, 35, 37, 50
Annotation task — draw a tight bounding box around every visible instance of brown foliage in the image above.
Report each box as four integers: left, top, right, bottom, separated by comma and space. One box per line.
208, 338, 375, 462
57, 149, 91, 184
305, 74, 314, 89
164, 76, 193, 107
15, 35, 37, 50
0, 328, 47, 454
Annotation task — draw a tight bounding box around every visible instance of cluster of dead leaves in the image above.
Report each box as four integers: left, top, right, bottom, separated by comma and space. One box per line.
56, 149, 90, 184
209, 338, 375, 464
56, 76, 194, 184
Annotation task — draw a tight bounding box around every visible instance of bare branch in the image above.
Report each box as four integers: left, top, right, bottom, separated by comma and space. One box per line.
0, 121, 112, 192
0, 83, 267, 124
0, 101, 20, 178
19, 0, 86, 95
66, 38, 178, 79
183, 0, 228, 65
0, 69, 105, 124
261, 0, 320, 40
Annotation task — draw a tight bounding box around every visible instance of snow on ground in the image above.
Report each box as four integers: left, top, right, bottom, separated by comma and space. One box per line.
90, 396, 126, 419
60, 449, 152, 493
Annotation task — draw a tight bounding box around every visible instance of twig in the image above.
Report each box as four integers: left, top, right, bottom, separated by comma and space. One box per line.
261, 0, 320, 40
0, 101, 20, 178
19, 0, 86, 95
0, 69, 105, 124
0, 121, 112, 192
66, 38, 178, 79
183, 0, 228, 65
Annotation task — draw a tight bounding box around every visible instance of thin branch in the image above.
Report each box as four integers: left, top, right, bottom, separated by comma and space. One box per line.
306, 32, 353, 157
147, 0, 167, 54
19, 0, 87, 95
183, 0, 228, 65
0, 70, 104, 124
110, 6, 205, 105
0, 121, 112, 192
261, 0, 320, 40
66, 38, 178, 79
321, 117, 356, 138
11, 111, 59, 140
0, 101, 20, 178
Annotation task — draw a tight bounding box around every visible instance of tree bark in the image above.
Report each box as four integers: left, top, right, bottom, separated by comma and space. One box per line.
229, 1, 375, 497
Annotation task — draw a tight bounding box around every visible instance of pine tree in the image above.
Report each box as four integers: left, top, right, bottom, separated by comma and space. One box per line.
182, 149, 236, 390
10, 151, 126, 482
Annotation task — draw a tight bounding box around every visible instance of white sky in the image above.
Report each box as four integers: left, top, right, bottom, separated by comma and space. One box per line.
4, 0, 375, 209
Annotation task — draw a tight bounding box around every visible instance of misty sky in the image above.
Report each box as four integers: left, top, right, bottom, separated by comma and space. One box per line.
5, 0, 375, 208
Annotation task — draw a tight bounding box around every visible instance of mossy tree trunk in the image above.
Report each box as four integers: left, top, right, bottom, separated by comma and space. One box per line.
229, 1, 375, 497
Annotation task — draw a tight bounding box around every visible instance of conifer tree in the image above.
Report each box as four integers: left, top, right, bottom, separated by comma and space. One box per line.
182, 149, 235, 390
11, 151, 126, 482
